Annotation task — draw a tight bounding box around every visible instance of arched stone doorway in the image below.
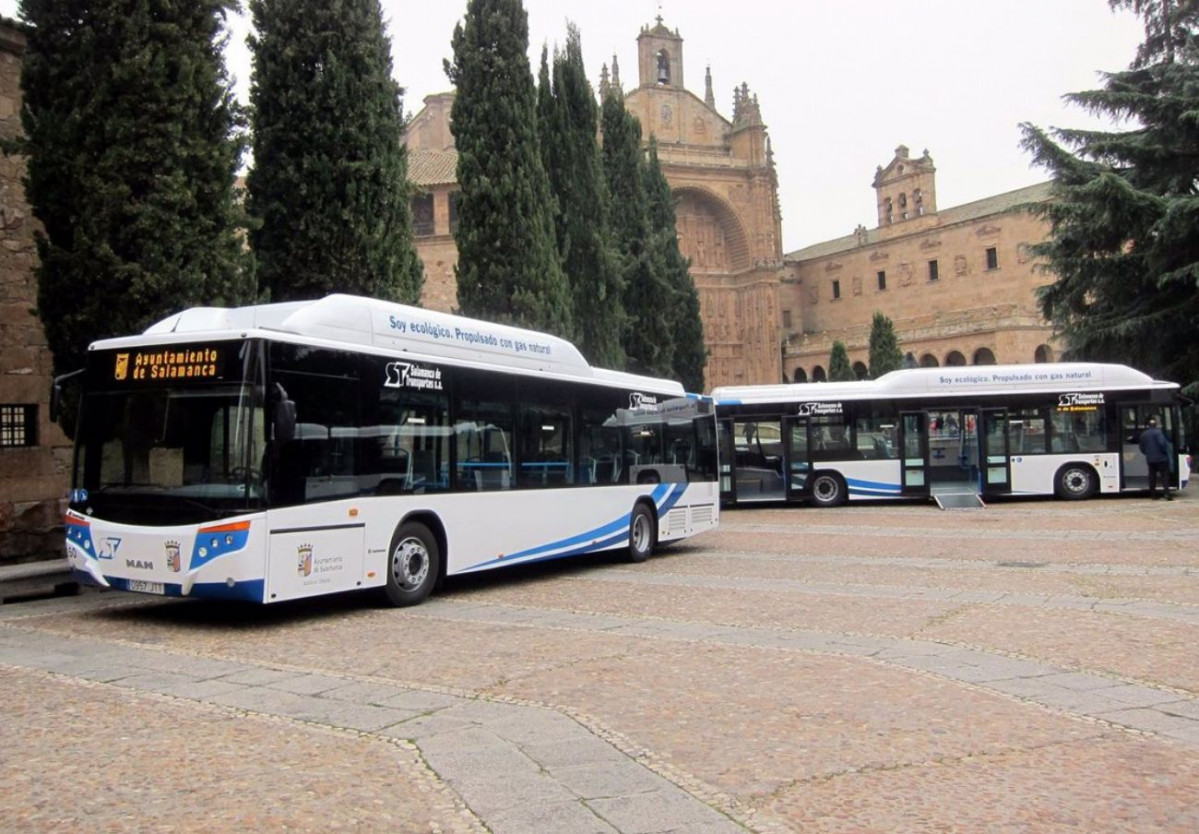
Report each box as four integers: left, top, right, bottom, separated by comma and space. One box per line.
920, 353, 939, 368
792, 367, 807, 383
812, 365, 827, 382
673, 187, 752, 273
852, 361, 868, 380
973, 347, 996, 365
945, 351, 966, 366
1034, 344, 1054, 363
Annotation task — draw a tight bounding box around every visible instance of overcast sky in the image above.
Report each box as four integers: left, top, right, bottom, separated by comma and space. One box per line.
1, 1, 1146, 251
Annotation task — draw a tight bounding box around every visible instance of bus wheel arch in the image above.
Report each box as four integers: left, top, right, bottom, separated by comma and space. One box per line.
810, 471, 848, 508
383, 514, 445, 606
1054, 462, 1097, 500
627, 500, 658, 563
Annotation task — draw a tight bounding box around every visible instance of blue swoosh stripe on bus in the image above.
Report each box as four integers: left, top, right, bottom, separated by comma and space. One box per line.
461, 483, 677, 571
846, 477, 903, 495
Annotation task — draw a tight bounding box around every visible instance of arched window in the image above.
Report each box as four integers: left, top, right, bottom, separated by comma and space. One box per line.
945, 351, 966, 366
812, 365, 827, 382
852, 361, 869, 380
792, 368, 808, 383
919, 353, 939, 368
973, 347, 996, 365
1034, 344, 1053, 363
656, 49, 671, 84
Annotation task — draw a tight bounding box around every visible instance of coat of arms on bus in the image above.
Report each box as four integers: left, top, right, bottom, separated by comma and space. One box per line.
164, 541, 182, 573
384, 361, 444, 392
114, 353, 129, 381
297, 543, 314, 578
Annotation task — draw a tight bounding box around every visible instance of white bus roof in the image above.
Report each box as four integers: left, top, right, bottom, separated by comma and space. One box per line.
713, 363, 1177, 405
93, 294, 687, 395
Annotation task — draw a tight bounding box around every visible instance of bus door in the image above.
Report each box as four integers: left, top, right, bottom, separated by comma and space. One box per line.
899, 411, 929, 497
718, 418, 737, 503
782, 415, 811, 501
979, 408, 1010, 494
1120, 404, 1174, 490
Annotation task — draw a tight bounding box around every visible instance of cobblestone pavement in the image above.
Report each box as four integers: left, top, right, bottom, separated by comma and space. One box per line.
2, 495, 1198, 832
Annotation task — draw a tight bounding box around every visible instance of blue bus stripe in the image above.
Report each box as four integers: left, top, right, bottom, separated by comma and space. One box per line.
462, 483, 685, 572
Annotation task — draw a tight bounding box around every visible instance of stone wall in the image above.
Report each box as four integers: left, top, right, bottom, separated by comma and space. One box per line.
780, 183, 1058, 379
0, 20, 70, 566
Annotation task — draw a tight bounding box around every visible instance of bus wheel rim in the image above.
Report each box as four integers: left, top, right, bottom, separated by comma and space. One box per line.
394, 536, 429, 589
632, 514, 649, 551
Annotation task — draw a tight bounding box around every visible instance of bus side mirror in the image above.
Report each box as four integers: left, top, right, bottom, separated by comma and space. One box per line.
50, 368, 85, 424
273, 384, 296, 441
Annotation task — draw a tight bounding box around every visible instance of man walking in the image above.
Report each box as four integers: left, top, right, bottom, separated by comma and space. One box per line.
1138, 416, 1174, 500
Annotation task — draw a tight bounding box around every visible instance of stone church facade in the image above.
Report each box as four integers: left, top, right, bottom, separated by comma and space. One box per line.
405, 17, 1058, 392
404, 17, 786, 390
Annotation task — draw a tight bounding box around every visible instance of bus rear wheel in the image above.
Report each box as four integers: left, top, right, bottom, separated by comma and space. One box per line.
384, 521, 440, 607
1055, 464, 1097, 500
627, 503, 656, 563
810, 472, 847, 508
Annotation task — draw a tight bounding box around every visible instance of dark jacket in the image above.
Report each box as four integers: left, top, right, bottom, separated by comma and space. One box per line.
1138, 425, 1171, 465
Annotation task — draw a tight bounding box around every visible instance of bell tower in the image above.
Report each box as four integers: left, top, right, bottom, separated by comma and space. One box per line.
872, 145, 937, 227
637, 16, 683, 88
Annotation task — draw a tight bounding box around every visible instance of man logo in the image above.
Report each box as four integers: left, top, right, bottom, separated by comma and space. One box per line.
165, 541, 182, 573
115, 353, 130, 381
384, 362, 412, 388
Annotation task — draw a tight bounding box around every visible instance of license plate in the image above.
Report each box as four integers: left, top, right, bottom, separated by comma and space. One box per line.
128, 580, 164, 594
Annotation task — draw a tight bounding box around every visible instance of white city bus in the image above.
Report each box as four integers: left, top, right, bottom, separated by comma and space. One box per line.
713, 363, 1191, 508
63, 295, 719, 605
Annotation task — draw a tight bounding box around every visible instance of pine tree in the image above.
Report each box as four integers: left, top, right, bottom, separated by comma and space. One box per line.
19, 0, 249, 391
601, 88, 673, 377
1019, 0, 1199, 395
247, 0, 422, 304
446, 0, 572, 336
645, 137, 706, 391
537, 26, 625, 368
828, 341, 856, 381
868, 311, 903, 377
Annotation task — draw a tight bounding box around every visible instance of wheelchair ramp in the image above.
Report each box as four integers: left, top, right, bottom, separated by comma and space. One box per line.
934, 492, 986, 510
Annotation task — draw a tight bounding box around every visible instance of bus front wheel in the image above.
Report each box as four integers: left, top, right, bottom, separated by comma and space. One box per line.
1055, 464, 1097, 500
810, 472, 847, 508
384, 521, 440, 606
627, 503, 656, 563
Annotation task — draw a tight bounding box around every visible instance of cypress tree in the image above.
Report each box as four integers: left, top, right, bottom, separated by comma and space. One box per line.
446, 0, 572, 336
868, 311, 903, 377
828, 341, 856, 381
645, 136, 706, 391
601, 88, 673, 377
247, 0, 423, 303
1019, 0, 1199, 395
19, 0, 249, 390
538, 26, 625, 368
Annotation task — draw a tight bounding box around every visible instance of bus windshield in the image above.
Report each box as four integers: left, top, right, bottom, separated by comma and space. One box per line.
71, 342, 265, 525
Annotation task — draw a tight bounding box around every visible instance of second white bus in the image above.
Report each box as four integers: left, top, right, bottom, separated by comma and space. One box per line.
713, 363, 1191, 507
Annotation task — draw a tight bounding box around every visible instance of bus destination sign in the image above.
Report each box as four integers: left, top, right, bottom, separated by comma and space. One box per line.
109, 344, 231, 385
